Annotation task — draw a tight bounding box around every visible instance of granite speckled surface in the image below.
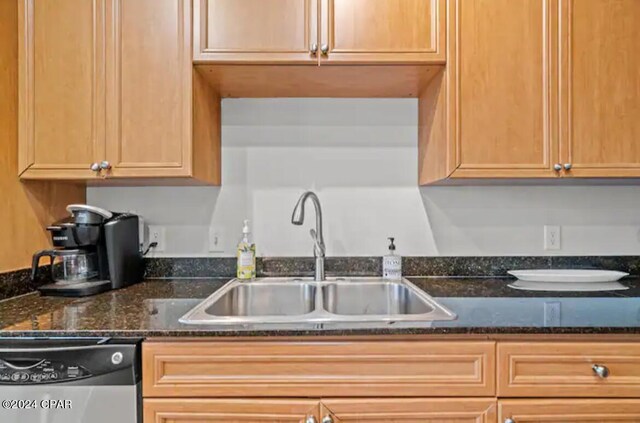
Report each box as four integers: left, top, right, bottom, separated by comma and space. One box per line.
6, 256, 638, 300
143, 257, 383, 278
0, 266, 54, 301
2, 277, 640, 337
144, 256, 640, 279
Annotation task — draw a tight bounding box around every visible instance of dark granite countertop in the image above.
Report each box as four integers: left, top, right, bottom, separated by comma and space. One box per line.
1, 277, 640, 337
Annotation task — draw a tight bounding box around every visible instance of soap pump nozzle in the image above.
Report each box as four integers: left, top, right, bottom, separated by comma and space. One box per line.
387, 237, 396, 253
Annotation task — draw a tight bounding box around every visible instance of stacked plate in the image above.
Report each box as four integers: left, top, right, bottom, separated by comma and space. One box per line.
508, 269, 629, 292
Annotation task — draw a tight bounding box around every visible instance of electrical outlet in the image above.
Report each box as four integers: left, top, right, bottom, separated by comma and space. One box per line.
148, 225, 166, 252
544, 301, 561, 326
544, 225, 561, 250
208, 228, 224, 252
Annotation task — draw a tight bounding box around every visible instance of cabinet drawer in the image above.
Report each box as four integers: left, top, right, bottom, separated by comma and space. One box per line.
144, 399, 320, 422
498, 342, 640, 397
499, 399, 640, 422
143, 341, 496, 397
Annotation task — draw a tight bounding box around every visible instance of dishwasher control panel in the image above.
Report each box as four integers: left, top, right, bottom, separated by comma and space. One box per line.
0, 360, 91, 384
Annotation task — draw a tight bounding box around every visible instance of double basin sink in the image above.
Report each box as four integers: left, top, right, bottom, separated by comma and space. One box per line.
179, 277, 456, 329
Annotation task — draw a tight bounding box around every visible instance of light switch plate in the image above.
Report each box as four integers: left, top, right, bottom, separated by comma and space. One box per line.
208, 227, 225, 253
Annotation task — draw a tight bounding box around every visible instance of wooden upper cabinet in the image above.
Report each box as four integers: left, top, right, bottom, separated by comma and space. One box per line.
321, 399, 497, 423
559, 0, 640, 177
195, 0, 445, 64
19, 0, 220, 184
319, 0, 445, 64
194, 0, 319, 63
105, 0, 193, 178
450, 0, 559, 179
18, 0, 106, 179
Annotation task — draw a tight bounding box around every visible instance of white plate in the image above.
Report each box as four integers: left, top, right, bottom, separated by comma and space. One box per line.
509, 280, 628, 292
508, 269, 628, 283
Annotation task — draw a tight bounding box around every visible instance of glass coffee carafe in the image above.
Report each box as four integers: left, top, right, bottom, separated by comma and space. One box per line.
31, 249, 99, 284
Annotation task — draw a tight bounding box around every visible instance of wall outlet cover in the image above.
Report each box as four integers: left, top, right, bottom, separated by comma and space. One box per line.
544, 301, 561, 326
544, 225, 561, 250
148, 225, 166, 252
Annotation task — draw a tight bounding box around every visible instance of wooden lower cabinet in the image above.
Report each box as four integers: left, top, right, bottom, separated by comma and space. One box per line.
143, 398, 497, 423
321, 398, 497, 423
499, 399, 640, 422
143, 399, 320, 422
142, 340, 640, 422
498, 342, 640, 397
142, 341, 495, 398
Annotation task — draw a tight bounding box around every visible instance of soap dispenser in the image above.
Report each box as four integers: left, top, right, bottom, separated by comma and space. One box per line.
383, 237, 402, 280
236, 219, 256, 280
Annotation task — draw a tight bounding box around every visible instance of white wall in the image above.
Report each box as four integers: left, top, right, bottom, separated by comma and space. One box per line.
87, 99, 640, 257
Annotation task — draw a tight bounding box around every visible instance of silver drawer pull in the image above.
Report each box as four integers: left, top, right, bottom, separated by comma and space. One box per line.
592, 364, 609, 378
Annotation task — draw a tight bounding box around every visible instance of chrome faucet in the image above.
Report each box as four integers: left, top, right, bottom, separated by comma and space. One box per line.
291, 191, 325, 281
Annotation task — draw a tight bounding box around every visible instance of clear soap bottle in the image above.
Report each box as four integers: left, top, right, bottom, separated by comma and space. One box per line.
236, 220, 256, 280
382, 237, 402, 280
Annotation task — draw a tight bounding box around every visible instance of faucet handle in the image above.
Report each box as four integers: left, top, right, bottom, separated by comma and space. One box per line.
310, 229, 326, 256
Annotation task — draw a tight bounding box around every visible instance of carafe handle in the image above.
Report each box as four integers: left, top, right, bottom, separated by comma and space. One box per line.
31, 250, 55, 281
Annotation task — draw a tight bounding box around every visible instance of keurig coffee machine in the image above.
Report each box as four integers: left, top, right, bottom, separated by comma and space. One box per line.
31, 204, 144, 297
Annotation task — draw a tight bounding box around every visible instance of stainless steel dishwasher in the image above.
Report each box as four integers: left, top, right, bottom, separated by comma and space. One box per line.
0, 338, 141, 423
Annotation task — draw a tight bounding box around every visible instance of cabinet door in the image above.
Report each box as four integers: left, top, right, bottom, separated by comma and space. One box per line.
19, 0, 106, 179
144, 399, 319, 423
449, 0, 559, 178
105, 0, 192, 178
321, 399, 497, 423
499, 399, 640, 422
320, 0, 445, 63
194, 0, 318, 63
559, 0, 640, 177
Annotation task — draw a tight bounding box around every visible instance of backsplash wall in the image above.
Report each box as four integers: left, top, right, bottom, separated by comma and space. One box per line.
87, 99, 640, 257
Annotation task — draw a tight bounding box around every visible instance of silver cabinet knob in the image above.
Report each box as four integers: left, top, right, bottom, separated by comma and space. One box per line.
505, 419, 516, 423
592, 364, 609, 378
553, 163, 562, 171
320, 43, 329, 55
309, 43, 318, 55
305, 417, 317, 423
90, 162, 100, 172
564, 163, 572, 170
99, 160, 111, 170
321, 416, 333, 423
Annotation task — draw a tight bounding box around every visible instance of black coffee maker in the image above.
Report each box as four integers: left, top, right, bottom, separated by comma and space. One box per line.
31, 204, 144, 297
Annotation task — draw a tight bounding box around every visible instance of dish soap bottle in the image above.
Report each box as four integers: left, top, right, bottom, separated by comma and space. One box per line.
236, 219, 256, 280
383, 237, 402, 280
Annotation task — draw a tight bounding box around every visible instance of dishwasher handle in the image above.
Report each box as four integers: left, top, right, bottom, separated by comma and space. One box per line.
0, 358, 46, 370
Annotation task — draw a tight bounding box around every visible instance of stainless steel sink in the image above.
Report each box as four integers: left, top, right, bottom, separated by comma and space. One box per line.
322, 282, 435, 316
179, 277, 456, 328
205, 282, 316, 317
